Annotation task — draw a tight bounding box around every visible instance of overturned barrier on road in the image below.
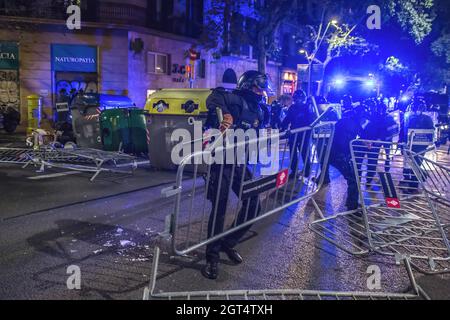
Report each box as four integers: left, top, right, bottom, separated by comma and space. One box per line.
310, 139, 450, 275
143, 124, 427, 300
0, 146, 139, 181
145, 250, 424, 300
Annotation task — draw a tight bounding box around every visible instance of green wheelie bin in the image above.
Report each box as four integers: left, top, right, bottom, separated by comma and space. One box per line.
71, 94, 135, 150
100, 108, 131, 152
100, 108, 148, 155
128, 109, 149, 155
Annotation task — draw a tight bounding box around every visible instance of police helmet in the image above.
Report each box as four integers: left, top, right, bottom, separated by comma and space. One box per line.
237, 71, 275, 97
293, 90, 307, 104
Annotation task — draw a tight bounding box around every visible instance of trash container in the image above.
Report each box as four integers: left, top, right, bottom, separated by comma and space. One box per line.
145, 89, 212, 170
100, 108, 131, 152
100, 108, 148, 155
71, 94, 135, 149
128, 109, 149, 155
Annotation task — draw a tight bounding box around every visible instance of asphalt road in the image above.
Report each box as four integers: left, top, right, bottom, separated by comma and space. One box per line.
0, 135, 449, 300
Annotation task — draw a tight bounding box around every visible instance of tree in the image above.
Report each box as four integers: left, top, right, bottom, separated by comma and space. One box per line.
320, 0, 436, 44
387, 0, 435, 44
202, 0, 299, 74
378, 56, 415, 96
203, 0, 438, 78
294, 0, 438, 93
295, 23, 376, 72
425, 0, 450, 88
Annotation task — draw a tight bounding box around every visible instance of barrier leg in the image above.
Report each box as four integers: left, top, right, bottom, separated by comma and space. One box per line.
143, 245, 161, 300
310, 198, 325, 219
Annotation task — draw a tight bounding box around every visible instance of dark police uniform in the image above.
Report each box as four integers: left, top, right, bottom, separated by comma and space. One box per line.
204, 88, 264, 264
329, 112, 365, 210
359, 112, 399, 182
281, 102, 315, 177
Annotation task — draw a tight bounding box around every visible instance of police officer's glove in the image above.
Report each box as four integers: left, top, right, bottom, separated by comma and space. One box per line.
219, 114, 234, 133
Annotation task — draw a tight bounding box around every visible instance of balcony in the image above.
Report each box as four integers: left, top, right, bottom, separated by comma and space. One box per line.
0, 0, 145, 27
97, 2, 147, 27
0, 0, 202, 38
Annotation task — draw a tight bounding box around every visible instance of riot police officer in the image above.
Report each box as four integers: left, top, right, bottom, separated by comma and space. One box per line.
281, 90, 314, 178
329, 104, 370, 211
202, 71, 273, 280
359, 99, 399, 184
342, 95, 354, 115
400, 98, 435, 191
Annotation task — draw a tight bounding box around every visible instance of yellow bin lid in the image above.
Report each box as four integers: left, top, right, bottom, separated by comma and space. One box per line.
145, 89, 212, 116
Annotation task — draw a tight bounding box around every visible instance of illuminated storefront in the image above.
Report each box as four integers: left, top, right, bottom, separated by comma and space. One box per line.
281, 70, 297, 95
51, 44, 99, 118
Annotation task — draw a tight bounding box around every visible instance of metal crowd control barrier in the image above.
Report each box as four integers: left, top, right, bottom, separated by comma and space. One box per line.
164, 123, 334, 257
143, 123, 336, 299
0, 148, 31, 164
408, 129, 436, 152
0, 147, 139, 182
144, 123, 427, 300
429, 143, 450, 168
310, 139, 450, 275
144, 253, 424, 300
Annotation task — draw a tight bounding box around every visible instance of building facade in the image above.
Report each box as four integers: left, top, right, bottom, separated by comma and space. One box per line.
0, 0, 284, 131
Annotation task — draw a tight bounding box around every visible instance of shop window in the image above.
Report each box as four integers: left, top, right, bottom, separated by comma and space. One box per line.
147, 52, 168, 74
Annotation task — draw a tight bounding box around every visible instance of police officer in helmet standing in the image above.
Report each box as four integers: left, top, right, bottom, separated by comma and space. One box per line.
202, 71, 274, 280
342, 95, 355, 115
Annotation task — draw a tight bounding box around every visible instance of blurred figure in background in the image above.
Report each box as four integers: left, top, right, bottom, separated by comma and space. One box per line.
400, 98, 435, 192
341, 95, 355, 114
282, 90, 314, 179
358, 99, 399, 184
270, 94, 292, 129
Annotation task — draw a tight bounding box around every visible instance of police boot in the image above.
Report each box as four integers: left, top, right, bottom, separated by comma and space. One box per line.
222, 247, 243, 265
201, 262, 219, 280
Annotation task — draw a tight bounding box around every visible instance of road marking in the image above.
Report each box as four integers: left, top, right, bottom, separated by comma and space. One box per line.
28, 171, 82, 180
0, 143, 13, 147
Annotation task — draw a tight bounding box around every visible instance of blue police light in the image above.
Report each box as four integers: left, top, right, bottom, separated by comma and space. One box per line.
333, 77, 346, 88
365, 79, 376, 88
401, 96, 410, 102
